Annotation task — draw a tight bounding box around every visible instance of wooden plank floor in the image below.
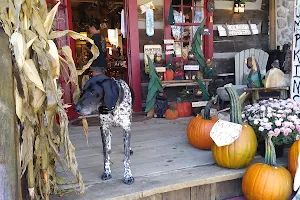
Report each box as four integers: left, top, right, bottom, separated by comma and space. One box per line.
52, 114, 235, 200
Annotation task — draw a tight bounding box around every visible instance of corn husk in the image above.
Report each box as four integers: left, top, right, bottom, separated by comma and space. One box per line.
82, 117, 88, 145
0, 0, 99, 198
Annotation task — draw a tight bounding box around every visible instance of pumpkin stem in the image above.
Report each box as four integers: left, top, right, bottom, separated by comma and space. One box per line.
170, 105, 176, 111
203, 96, 218, 120
224, 84, 243, 124
264, 136, 277, 166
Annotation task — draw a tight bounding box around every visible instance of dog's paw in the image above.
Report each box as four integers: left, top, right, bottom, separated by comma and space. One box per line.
124, 176, 134, 185
101, 173, 112, 180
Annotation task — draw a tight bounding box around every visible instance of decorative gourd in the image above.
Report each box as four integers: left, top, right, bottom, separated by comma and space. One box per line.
242, 136, 292, 200
170, 98, 192, 117
186, 98, 218, 150
165, 106, 178, 120
211, 84, 257, 168
288, 140, 300, 179
164, 69, 174, 81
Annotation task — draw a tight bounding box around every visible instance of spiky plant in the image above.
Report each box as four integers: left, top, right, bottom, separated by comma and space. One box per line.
0, 1, 99, 199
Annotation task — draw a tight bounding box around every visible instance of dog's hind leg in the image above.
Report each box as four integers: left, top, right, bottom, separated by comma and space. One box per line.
100, 126, 112, 180
123, 126, 134, 185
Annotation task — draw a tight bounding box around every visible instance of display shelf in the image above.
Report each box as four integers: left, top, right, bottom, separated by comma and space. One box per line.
141, 79, 211, 88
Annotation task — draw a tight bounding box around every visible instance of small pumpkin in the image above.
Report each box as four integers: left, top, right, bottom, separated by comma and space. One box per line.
186, 98, 218, 150
171, 98, 192, 117
288, 139, 300, 179
242, 136, 292, 200
212, 84, 257, 168
164, 69, 174, 81
165, 106, 178, 120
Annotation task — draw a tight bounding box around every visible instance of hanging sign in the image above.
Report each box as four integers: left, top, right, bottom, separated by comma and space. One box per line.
165, 51, 174, 55
217, 24, 259, 37
146, 9, 154, 36
156, 67, 166, 72
144, 45, 162, 73
291, 0, 300, 101
192, 101, 208, 108
140, 1, 155, 37
210, 120, 242, 147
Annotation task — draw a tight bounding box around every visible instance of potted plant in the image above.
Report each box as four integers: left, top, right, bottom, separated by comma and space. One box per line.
242, 98, 299, 158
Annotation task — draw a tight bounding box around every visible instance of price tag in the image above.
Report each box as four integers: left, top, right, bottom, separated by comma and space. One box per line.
165, 51, 174, 55
184, 65, 199, 71
156, 67, 166, 72
192, 101, 208, 107
164, 39, 174, 44
166, 45, 174, 50
210, 120, 242, 147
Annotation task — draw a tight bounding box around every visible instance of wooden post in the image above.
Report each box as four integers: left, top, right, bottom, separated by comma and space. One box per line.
0, 29, 21, 199
269, 0, 276, 50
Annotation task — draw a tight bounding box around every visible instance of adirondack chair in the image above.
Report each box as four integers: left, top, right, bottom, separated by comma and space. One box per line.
235, 48, 269, 85
217, 48, 289, 107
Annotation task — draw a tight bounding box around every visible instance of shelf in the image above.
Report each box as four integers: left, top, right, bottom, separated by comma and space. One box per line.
141, 79, 212, 88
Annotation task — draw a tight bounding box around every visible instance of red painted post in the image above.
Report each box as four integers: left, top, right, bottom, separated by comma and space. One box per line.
204, 0, 214, 59
127, 0, 142, 112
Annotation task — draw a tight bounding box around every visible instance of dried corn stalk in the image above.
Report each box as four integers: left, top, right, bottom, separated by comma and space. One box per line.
0, 0, 99, 199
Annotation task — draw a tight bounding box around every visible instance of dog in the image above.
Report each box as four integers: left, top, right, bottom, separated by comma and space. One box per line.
74, 74, 135, 185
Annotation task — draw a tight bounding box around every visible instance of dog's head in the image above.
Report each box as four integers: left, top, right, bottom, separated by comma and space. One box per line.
74, 75, 119, 116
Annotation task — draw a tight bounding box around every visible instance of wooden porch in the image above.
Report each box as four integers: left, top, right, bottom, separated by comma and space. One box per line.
51, 114, 288, 200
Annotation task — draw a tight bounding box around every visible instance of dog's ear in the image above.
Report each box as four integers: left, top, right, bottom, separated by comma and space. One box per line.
102, 80, 119, 110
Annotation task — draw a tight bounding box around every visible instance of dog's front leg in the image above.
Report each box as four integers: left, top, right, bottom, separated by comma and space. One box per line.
123, 126, 134, 185
100, 126, 112, 180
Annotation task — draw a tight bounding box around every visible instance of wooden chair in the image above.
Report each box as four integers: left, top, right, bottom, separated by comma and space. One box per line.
235, 48, 269, 85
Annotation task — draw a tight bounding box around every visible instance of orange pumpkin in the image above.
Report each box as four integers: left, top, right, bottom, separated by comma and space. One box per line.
165, 106, 178, 120
288, 140, 300, 179
212, 85, 257, 168
242, 137, 292, 200
186, 99, 218, 150
164, 69, 174, 81
170, 98, 192, 117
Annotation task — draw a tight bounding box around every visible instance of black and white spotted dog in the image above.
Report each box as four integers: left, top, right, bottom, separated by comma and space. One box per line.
74, 74, 135, 185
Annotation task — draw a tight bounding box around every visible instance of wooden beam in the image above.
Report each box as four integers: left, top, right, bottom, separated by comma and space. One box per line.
269, 0, 276, 49
0, 29, 21, 200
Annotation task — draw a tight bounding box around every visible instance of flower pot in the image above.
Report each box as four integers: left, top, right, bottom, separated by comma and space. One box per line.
257, 141, 284, 158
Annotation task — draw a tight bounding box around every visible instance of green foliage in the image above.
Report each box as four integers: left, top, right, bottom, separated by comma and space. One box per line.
178, 89, 193, 102
191, 17, 206, 71
195, 77, 210, 100
145, 55, 163, 113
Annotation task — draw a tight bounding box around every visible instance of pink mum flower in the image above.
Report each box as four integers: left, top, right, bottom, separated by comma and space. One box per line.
274, 128, 280, 136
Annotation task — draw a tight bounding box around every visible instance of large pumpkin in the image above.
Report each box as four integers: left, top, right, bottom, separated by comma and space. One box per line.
212, 84, 257, 168
242, 137, 292, 200
288, 140, 300, 179
164, 69, 174, 81
186, 98, 218, 150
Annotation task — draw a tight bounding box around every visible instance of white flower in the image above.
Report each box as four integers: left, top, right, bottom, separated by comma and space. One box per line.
263, 118, 268, 123
267, 113, 272, 118
254, 119, 259, 125
241, 114, 245, 118
258, 126, 264, 132
260, 105, 266, 111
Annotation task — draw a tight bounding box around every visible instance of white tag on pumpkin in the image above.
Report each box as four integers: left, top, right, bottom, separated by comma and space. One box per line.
210, 120, 242, 147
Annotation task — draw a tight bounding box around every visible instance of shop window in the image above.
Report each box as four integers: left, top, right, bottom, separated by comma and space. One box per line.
170, 0, 204, 59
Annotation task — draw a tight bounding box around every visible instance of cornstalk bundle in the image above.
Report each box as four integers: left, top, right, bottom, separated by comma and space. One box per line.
0, 0, 99, 199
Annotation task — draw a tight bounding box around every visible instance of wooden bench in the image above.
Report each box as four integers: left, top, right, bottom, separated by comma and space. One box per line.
244, 87, 289, 103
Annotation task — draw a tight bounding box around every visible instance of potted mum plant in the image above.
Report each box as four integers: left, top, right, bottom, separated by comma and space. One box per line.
242, 98, 299, 158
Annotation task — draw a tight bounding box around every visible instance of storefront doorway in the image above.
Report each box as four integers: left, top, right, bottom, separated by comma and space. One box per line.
47, 0, 142, 120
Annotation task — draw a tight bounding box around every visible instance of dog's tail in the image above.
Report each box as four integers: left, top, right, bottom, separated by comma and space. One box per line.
129, 86, 135, 105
